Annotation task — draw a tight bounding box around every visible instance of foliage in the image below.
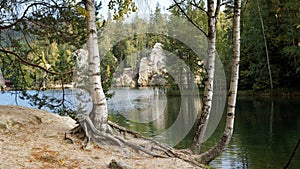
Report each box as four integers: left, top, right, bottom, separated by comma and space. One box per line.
0, 1, 88, 121
1, 0, 299, 123
108, 0, 137, 20
0, 0, 138, 121
240, 0, 300, 90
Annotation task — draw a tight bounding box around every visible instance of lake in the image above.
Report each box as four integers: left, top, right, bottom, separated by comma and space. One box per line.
0, 88, 299, 169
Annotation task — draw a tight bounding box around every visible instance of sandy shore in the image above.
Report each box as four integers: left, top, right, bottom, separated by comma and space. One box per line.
0, 105, 200, 169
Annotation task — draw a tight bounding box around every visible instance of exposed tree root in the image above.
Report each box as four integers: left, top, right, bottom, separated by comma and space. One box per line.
68, 117, 207, 168
108, 120, 207, 168
107, 121, 142, 138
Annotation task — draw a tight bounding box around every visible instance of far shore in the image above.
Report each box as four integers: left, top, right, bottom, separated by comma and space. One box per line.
2, 85, 300, 97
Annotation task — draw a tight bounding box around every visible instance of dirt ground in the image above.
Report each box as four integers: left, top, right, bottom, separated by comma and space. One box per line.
0, 105, 201, 169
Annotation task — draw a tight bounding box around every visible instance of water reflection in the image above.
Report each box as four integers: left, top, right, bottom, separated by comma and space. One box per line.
108, 87, 167, 123
210, 96, 300, 169
1, 90, 300, 169
152, 94, 199, 146
108, 87, 200, 147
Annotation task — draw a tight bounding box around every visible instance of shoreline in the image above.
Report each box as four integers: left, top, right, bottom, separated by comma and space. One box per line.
0, 105, 202, 169
237, 88, 300, 97
2, 86, 300, 97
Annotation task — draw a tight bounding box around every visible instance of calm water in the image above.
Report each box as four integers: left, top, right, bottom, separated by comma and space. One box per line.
0, 89, 299, 169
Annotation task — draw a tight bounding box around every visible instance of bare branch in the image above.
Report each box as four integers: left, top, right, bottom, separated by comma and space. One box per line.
0, 2, 50, 29
172, 0, 208, 37
214, 0, 221, 18
167, 0, 185, 10
284, 138, 300, 169
0, 48, 73, 75
190, 0, 207, 13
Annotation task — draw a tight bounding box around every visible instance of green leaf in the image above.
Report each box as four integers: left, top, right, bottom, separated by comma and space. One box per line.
77, 6, 89, 17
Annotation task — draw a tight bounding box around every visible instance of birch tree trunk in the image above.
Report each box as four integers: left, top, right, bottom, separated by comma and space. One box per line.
197, 0, 241, 164
85, 0, 108, 131
190, 0, 217, 154
0, 69, 5, 87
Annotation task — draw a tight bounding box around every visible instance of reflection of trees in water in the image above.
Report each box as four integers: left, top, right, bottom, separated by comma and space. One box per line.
203, 93, 227, 143
235, 98, 300, 169
150, 93, 167, 130
115, 88, 167, 124
152, 94, 200, 146
108, 87, 201, 146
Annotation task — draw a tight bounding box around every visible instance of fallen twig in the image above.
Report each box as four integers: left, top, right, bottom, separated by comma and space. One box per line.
284, 138, 300, 169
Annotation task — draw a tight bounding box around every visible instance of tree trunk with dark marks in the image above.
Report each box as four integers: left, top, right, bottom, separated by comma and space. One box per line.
191, 0, 218, 154
197, 0, 241, 164
85, 0, 108, 132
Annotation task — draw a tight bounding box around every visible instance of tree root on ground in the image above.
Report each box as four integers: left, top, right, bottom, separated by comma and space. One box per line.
67, 117, 207, 168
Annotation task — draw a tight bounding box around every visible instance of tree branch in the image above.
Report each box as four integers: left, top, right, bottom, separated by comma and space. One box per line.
284, 138, 300, 169
0, 48, 73, 75
167, 0, 185, 10
0, 2, 49, 29
172, 0, 208, 37
214, 0, 221, 18
190, 0, 207, 13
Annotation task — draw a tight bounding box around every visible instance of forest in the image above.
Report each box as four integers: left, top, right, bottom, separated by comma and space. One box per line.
1, 0, 299, 93
0, 0, 299, 168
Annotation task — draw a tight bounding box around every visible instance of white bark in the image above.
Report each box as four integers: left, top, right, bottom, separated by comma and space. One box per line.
191, 0, 217, 154
85, 0, 108, 131
0, 69, 5, 87
198, 0, 241, 164
224, 0, 240, 145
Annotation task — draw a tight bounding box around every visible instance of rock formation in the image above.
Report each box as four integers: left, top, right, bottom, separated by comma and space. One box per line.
138, 43, 167, 86
113, 67, 137, 87
113, 43, 167, 87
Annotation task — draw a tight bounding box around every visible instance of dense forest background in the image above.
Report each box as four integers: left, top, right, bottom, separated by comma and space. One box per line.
1, 0, 299, 92
0, 0, 299, 166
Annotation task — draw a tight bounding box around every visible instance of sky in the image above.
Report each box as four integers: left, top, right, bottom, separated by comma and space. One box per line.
135, 0, 172, 13
99, 0, 172, 19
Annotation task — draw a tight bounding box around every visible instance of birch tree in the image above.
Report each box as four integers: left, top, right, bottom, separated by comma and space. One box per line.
0, 69, 4, 87
172, 0, 222, 154
189, 0, 220, 154
74, 0, 136, 146
84, 0, 108, 132
197, 0, 241, 163
1, 0, 242, 166
173, 0, 241, 163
